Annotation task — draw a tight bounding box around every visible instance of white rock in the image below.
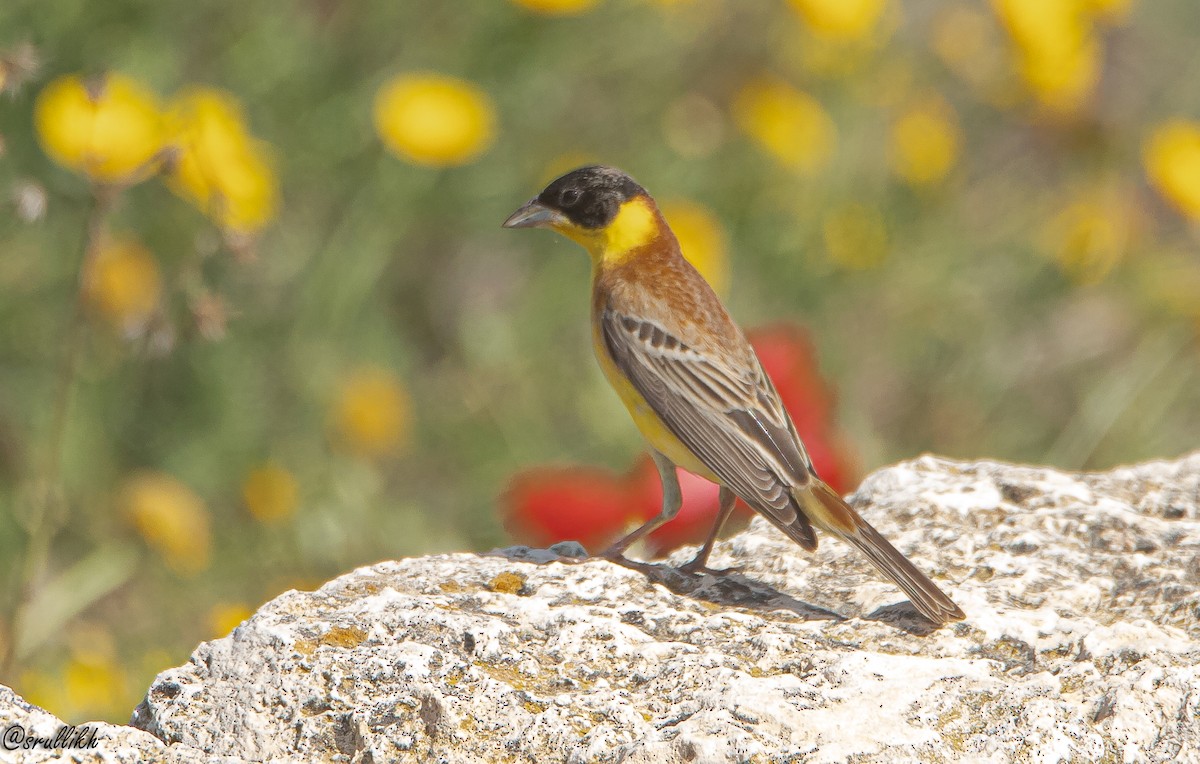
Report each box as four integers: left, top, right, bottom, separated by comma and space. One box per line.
8, 453, 1200, 762
128, 453, 1200, 762
0, 684, 231, 763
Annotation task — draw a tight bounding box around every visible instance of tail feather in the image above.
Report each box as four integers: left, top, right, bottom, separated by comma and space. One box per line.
803, 481, 965, 625
839, 521, 965, 624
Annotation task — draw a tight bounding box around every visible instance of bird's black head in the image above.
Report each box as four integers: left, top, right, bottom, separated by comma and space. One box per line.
536, 166, 646, 229
503, 165, 646, 231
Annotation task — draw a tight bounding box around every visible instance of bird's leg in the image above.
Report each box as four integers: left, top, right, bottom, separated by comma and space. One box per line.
602, 450, 681, 560
678, 486, 741, 576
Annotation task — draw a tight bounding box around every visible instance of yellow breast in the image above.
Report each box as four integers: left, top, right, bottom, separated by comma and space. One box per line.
590, 319, 719, 482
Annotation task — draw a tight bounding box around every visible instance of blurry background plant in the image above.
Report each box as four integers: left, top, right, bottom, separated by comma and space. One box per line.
1, 0, 1198, 724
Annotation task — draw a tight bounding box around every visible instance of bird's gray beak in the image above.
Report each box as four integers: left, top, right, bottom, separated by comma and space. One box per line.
502, 199, 567, 229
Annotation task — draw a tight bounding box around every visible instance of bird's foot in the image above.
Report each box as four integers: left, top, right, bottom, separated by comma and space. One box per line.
598, 543, 633, 563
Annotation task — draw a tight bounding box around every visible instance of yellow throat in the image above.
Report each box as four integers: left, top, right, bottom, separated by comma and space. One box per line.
556, 196, 659, 266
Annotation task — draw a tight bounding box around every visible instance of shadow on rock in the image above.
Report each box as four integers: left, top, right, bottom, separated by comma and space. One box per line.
863, 601, 945, 636
488, 544, 842, 622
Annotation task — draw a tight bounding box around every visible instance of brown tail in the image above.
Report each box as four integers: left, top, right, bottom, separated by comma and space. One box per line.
801, 481, 965, 625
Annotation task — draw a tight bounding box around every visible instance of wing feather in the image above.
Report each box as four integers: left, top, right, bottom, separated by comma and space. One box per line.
601, 307, 817, 547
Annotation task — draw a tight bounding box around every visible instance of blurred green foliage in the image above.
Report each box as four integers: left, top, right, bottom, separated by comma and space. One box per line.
1, 0, 1199, 722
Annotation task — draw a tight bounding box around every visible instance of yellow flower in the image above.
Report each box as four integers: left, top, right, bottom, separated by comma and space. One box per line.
890, 95, 961, 186
1017, 35, 1099, 113
991, 0, 1100, 113
63, 655, 125, 721
166, 87, 278, 233
208, 602, 253, 637
23, 624, 130, 721
823, 203, 888, 269
374, 73, 496, 167
18, 670, 65, 717
734, 76, 837, 174
1040, 196, 1130, 285
788, 0, 888, 40
993, 0, 1074, 49
511, 0, 599, 13
121, 472, 211, 575
242, 462, 298, 524
332, 366, 411, 458
34, 72, 163, 183
85, 237, 161, 332
661, 200, 729, 295
1143, 120, 1200, 221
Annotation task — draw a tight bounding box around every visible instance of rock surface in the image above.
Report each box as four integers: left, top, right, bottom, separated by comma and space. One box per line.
5, 454, 1199, 762
0, 683, 228, 763
128, 453, 1200, 763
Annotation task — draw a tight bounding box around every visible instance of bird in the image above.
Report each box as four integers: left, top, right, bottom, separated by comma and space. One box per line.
503, 165, 965, 625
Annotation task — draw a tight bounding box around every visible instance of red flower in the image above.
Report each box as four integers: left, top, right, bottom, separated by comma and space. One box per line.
501, 466, 635, 550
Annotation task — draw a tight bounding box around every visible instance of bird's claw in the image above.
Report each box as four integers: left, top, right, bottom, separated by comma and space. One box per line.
547, 540, 590, 562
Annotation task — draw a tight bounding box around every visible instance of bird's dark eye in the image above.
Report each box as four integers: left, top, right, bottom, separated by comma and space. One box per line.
559, 188, 581, 207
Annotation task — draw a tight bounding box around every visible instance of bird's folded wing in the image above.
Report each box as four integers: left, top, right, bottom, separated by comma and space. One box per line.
602, 309, 817, 546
